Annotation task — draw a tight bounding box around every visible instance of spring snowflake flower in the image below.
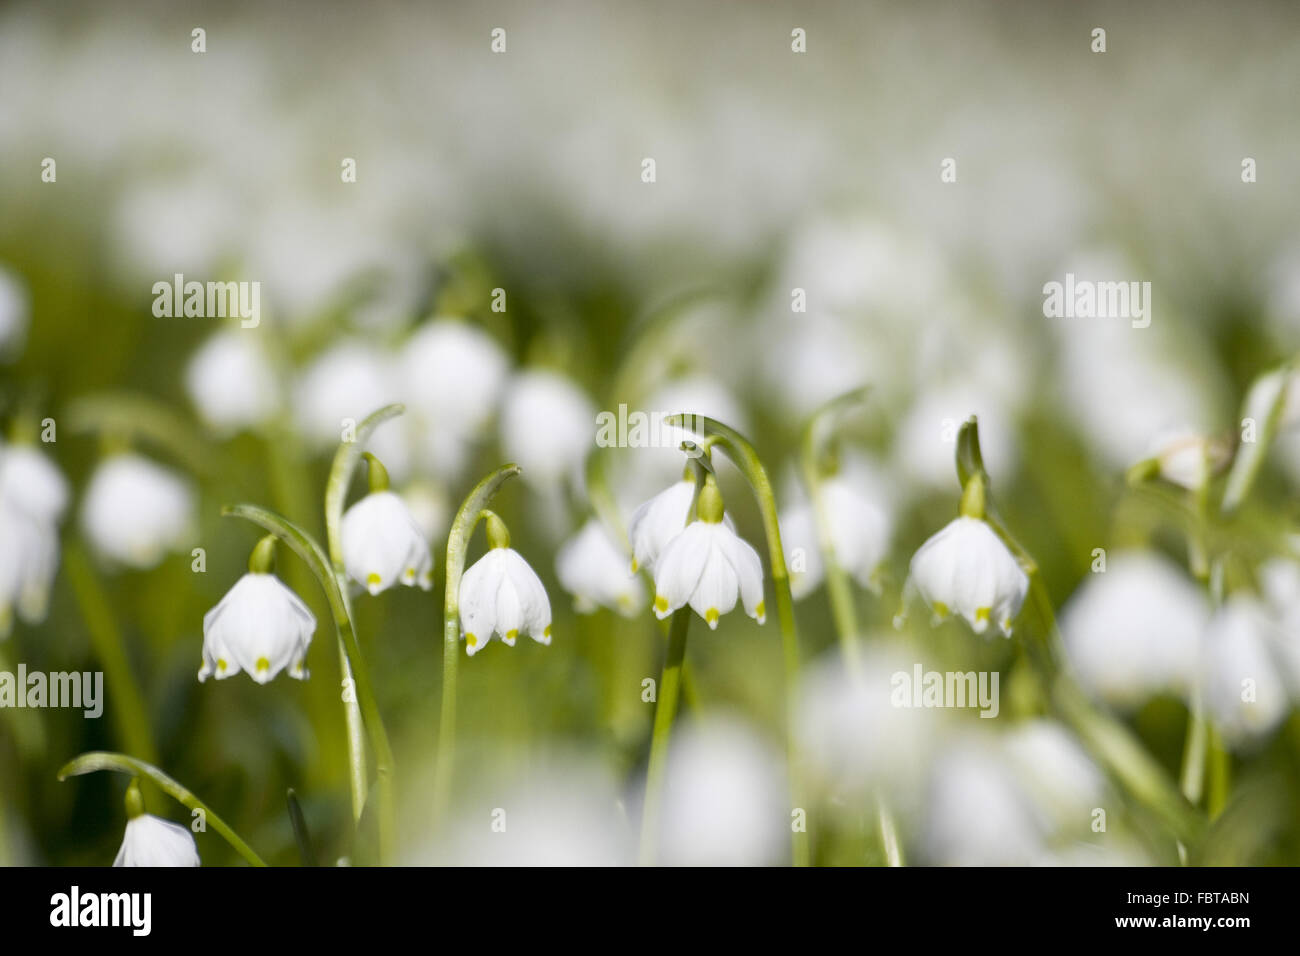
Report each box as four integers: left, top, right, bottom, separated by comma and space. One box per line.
906, 516, 1028, 637
1201, 597, 1290, 745
0, 441, 69, 523
340, 455, 433, 595
499, 369, 595, 489
113, 813, 200, 867
555, 519, 645, 615
184, 330, 279, 433
651, 475, 765, 629
1139, 428, 1230, 491
199, 538, 316, 683
782, 458, 892, 599
80, 453, 194, 569
1059, 551, 1208, 708
0, 442, 68, 634
460, 514, 552, 656
628, 476, 735, 573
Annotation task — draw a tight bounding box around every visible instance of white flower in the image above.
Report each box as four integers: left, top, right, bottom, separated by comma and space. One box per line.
1143, 428, 1229, 491
652, 520, 766, 630
555, 519, 644, 616
199, 572, 316, 683
113, 814, 200, 867
907, 516, 1028, 637
499, 370, 595, 489
460, 547, 552, 656
0, 506, 60, 634
80, 454, 194, 569
1060, 551, 1208, 708
399, 319, 509, 435
658, 715, 787, 867
0, 442, 69, 522
184, 330, 279, 432
628, 479, 694, 573
341, 490, 434, 595
782, 464, 892, 599
924, 742, 1044, 866
1201, 597, 1290, 745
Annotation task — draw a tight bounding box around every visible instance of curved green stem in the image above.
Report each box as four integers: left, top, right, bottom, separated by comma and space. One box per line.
221, 503, 396, 864
65, 391, 216, 478
58, 752, 267, 867
63, 543, 157, 765
665, 413, 810, 866
433, 464, 522, 825
640, 607, 691, 865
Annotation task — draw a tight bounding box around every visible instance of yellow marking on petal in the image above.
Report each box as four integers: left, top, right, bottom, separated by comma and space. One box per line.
654, 595, 669, 613
544, 624, 552, 638
933, 601, 950, 618
256, 656, 270, 673
466, 634, 478, 648
404, 568, 416, 581
366, 573, 383, 588
755, 601, 765, 620
706, 608, 719, 625
630, 559, 639, 573
506, 629, 518, 639
216, 658, 227, 673
975, 607, 991, 623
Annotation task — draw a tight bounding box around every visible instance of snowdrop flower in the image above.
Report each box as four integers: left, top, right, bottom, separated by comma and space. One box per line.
1060, 551, 1208, 708
499, 370, 595, 489
459, 512, 552, 656
184, 330, 279, 433
199, 537, 316, 683
555, 518, 645, 615
0, 441, 69, 523
0, 266, 29, 360
80, 453, 194, 569
658, 715, 786, 866
628, 477, 694, 573
113, 782, 199, 867
651, 473, 765, 629
1201, 597, 1290, 745
905, 478, 1028, 637
1135, 428, 1230, 492
340, 454, 433, 595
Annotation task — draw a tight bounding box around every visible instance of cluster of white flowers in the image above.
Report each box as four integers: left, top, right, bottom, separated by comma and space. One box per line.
0, 441, 68, 637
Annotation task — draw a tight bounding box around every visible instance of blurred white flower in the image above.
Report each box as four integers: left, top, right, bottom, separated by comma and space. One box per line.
658, 715, 786, 866
293, 342, 410, 480
1201, 597, 1290, 746
0, 266, 30, 360
0, 442, 69, 523
1002, 720, 1106, 830
341, 490, 434, 595
399, 480, 450, 545
460, 545, 552, 656
184, 331, 279, 433
907, 516, 1028, 636
80, 454, 194, 569
924, 742, 1044, 866
1060, 552, 1208, 708
399, 318, 509, 436
555, 519, 644, 615
1142, 428, 1229, 491
651, 477, 765, 629
0, 442, 67, 634
783, 459, 892, 599
499, 370, 595, 489
113, 814, 200, 867
199, 572, 316, 683
895, 384, 1016, 490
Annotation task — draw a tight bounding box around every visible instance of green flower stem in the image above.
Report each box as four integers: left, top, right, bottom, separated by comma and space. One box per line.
65, 391, 217, 479
1179, 692, 1208, 807
433, 464, 522, 826
876, 791, 903, 866
1206, 727, 1231, 819
666, 414, 810, 866
59, 752, 267, 867
63, 543, 157, 765
639, 606, 691, 865
222, 504, 396, 864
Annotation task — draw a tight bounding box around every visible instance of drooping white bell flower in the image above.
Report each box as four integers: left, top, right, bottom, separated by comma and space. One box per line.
651, 474, 765, 629
1201, 597, 1290, 746
0, 441, 69, 523
1139, 428, 1230, 491
782, 459, 893, 599
499, 369, 595, 489
459, 513, 552, 656
113, 813, 201, 867
555, 518, 644, 616
923, 741, 1044, 866
341, 458, 434, 595
399, 319, 509, 437
184, 330, 279, 433
1060, 551, 1208, 708
80, 453, 195, 569
200, 535, 315, 683
906, 515, 1028, 638
628, 478, 694, 573
0, 505, 60, 634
